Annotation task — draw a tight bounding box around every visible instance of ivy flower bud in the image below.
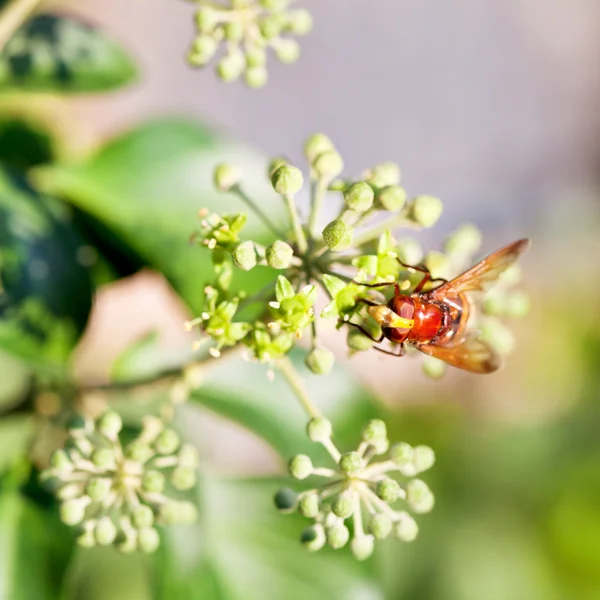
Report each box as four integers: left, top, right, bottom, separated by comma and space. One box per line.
60, 499, 87, 526
322, 220, 353, 251
406, 479, 434, 514
306, 417, 333, 442
390, 442, 413, 467
245, 67, 269, 89
178, 444, 200, 469
411, 195, 443, 228
445, 223, 482, 256
275, 39, 300, 65
350, 535, 375, 561
160, 501, 198, 525
368, 513, 393, 540
505, 290, 530, 318
95, 516, 118, 546
223, 21, 244, 42
304, 347, 335, 375
271, 164, 303, 195
361, 419, 387, 444
259, 14, 284, 39
213, 164, 240, 192
98, 411, 122, 440
142, 470, 166, 493
274, 488, 298, 513
289, 454, 313, 480
313, 150, 344, 180
268, 157, 288, 176
127, 442, 153, 464
50, 449, 72, 472
376, 478, 401, 503
188, 35, 218, 66
116, 530, 138, 554
155, 429, 180, 455
326, 523, 350, 549
137, 527, 160, 553
232, 241, 258, 271
394, 513, 419, 542
339, 451, 363, 475
347, 328, 374, 351
171, 467, 197, 491
133, 505, 155, 529
287, 9, 313, 35
246, 46, 267, 68
412, 446, 435, 473
195, 7, 219, 33
92, 448, 116, 470
303, 133, 334, 163
76, 528, 96, 549
298, 491, 320, 518
332, 490, 355, 519
86, 478, 112, 502
266, 240, 294, 269
377, 185, 407, 212
216, 53, 245, 82
344, 181, 374, 213
300, 524, 326, 552
366, 162, 400, 188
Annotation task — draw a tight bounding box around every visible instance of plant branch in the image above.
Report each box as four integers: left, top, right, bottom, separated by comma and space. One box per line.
0, 0, 42, 52
307, 179, 326, 238
353, 212, 414, 248
276, 356, 321, 419
231, 184, 287, 239
282, 193, 308, 253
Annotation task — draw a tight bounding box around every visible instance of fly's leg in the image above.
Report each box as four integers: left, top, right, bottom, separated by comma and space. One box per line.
344, 320, 385, 344
397, 259, 448, 293
352, 280, 400, 296
373, 343, 406, 357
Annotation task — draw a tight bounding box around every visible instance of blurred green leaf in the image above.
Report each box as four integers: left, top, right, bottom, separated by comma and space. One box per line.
37, 117, 289, 313
0, 14, 137, 93
0, 117, 54, 169
0, 168, 93, 368
0, 415, 33, 474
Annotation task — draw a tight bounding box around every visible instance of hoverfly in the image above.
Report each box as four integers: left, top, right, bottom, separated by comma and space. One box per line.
348, 239, 531, 373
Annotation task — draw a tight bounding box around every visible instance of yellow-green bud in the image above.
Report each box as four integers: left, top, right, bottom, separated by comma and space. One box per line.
339, 451, 363, 475
188, 35, 218, 66
326, 523, 350, 549
50, 449, 72, 472
259, 14, 284, 39
371, 437, 389, 455
260, 0, 288, 9
132, 505, 155, 529
362, 419, 387, 444
332, 490, 355, 519
274, 488, 298, 512
367, 162, 400, 188
287, 9, 313, 35
115, 530, 137, 554
271, 164, 303, 195
95, 516, 118, 546
266, 240, 294, 269
275, 39, 300, 64
445, 224, 482, 257
406, 479, 434, 514
223, 21, 244, 42
245, 66, 268, 89
160, 501, 198, 525
268, 157, 288, 177
86, 478, 111, 502
303, 133, 334, 163
390, 442, 413, 467
347, 328, 374, 351
300, 524, 326, 551
178, 444, 200, 469
376, 478, 401, 503
424, 251, 451, 280
298, 491, 320, 518
98, 411, 122, 440
350, 535, 374, 561
92, 448, 116, 470
195, 7, 219, 33
377, 185, 407, 212
155, 429, 180, 455
232, 241, 258, 270
289, 454, 313, 480
368, 513, 392, 540
313, 150, 344, 179
344, 181, 374, 212
394, 513, 419, 542
396, 237, 423, 266
171, 467, 197, 491
60, 499, 86, 526
76, 528, 96, 548
246, 47, 267, 68
412, 445, 435, 473
411, 195, 443, 227
481, 318, 515, 356
216, 53, 245, 82
137, 527, 160, 553
213, 164, 240, 192
306, 417, 332, 442
322, 219, 353, 251
483, 292, 505, 316
505, 290, 530, 318
127, 442, 153, 464
422, 356, 446, 379
142, 470, 166, 493
304, 347, 335, 375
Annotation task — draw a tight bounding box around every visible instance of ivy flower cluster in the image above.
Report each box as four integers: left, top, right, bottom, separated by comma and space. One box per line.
40, 412, 199, 553
275, 418, 435, 560
187, 0, 313, 88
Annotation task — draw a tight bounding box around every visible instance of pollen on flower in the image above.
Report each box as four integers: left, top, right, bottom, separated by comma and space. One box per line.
208, 347, 221, 358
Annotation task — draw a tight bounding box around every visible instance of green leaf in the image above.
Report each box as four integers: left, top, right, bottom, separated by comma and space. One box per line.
0, 14, 138, 93
37, 118, 288, 313
321, 273, 346, 298
191, 348, 381, 460
0, 415, 33, 474
275, 275, 295, 303
0, 168, 94, 368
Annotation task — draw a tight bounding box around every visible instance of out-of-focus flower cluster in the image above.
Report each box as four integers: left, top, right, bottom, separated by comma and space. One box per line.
40, 412, 199, 553
187, 0, 313, 88
275, 417, 435, 560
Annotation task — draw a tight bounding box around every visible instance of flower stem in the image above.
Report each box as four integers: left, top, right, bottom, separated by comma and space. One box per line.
307, 179, 326, 238
353, 212, 414, 248
0, 0, 43, 52
276, 356, 321, 419
231, 184, 287, 239
282, 193, 308, 253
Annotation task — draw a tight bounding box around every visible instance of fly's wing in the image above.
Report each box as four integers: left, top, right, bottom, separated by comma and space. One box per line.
416, 334, 501, 374
431, 239, 530, 298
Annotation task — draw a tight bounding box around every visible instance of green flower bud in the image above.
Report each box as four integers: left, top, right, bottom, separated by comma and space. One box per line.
216, 53, 245, 82
304, 347, 335, 375
50, 449, 72, 472
422, 356, 446, 379
396, 237, 423, 266
287, 9, 313, 35
500, 264, 522, 286
322, 220, 353, 251
268, 157, 288, 176
411, 195, 443, 228
406, 479, 434, 514
232, 241, 258, 270
412, 445, 435, 473
127, 442, 154, 464
132, 505, 155, 529
246, 46, 267, 68
76, 528, 96, 548
306, 417, 333, 442
376, 478, 401, 503
303, 133, 334, 163
377, 185, 407, 212
344, 181, 374, 212
66, 414, 89, 434
271, 164, 303, 195
92, 448, 116, 470
60, 499, 86, 526
362, 419, 387, 444
394, 513, 419, 542
142, 470, 166, 493
371, 437, 390, 455
390, 442, 413, 467
115, 530, 138, 554
480, 318, 515, 355
213, 164, 240, 192
275, 39, 300, 64
160, 501, 198, 525
137, 527, 160, 553
505, 290, 530, 318
245, 66, 268, 88
223, 21, 244, 42
86, 478, 111, 502
424, 251, 451, 280
274, 488, 298, 512
178, 444, 200, 469
298, 491, 320, 518
347, 328, 374, 351
366, 162, 400, 188
326, 523, 350, 549
339, 451, 363, 475
95, 516, 118, 546
300, 524, 326, 551
188, 35, 218, 66
98, 411, 123, 440
313, 150, 344, 179
350, 535, 374, 561
57, 483, 83, 501
483, 292, 505, 316
195, 7, 219, 33
369, 513, 393, 540
289, 454, 313, 480
445, 224, 482, 257
171, 467, 197, 491
266, 240, 294, 269
155, 429, 180, 455
259, 14, 284, 39
260, 0, 288, 9
332, 490, 355, 519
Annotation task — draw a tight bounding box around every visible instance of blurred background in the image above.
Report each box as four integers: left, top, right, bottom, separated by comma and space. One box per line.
2, 1, 600, 599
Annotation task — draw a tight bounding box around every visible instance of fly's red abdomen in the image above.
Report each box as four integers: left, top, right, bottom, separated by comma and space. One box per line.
408, 298, 444, 343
